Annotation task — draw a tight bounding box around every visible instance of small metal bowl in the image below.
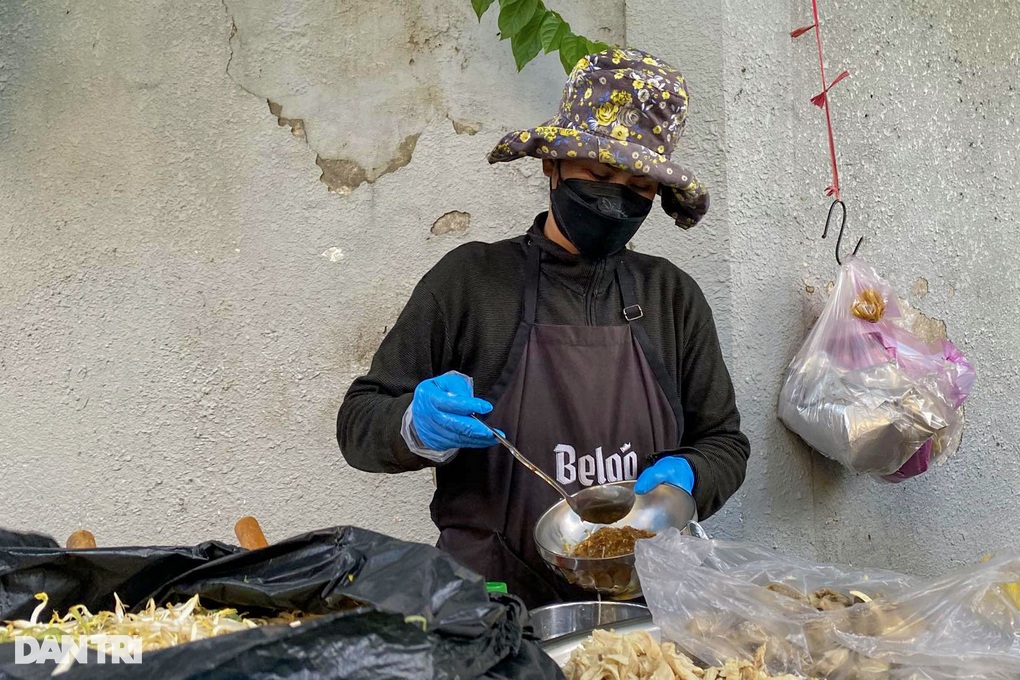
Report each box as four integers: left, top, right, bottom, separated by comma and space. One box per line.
529, 601, 650, 641
533, 481, 697, 600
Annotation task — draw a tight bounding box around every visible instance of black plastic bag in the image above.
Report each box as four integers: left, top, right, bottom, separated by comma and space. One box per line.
0, 531, 59, 550
0, 610, 563, 680
0, 540, 239, 622
483, 639, 564, 680
0, 526, 563, 680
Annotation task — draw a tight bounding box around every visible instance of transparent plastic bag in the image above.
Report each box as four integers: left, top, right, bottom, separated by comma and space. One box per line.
778, 256, 975, 478
635, 530, 1020, 679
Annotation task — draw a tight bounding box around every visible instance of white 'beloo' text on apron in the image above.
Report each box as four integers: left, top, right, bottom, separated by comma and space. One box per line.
555, 442, 639, 486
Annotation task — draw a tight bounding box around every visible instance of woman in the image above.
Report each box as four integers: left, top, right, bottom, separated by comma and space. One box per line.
337, 47, 750, 609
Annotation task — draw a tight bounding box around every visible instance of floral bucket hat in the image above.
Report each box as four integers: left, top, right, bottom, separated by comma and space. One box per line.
488, 47, 709, 229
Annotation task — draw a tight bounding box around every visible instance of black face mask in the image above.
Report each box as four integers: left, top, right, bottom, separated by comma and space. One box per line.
549, 167, 653, 260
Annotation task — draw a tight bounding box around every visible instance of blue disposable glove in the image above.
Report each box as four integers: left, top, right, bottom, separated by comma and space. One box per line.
409, 372, 500, 451
634, 456, 695, 495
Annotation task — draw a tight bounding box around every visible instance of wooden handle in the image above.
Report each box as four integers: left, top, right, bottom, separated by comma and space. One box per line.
234, 516, 269, 550
66, 530, 97, 550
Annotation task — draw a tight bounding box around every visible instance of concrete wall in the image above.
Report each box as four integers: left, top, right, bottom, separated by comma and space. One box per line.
1, 0, 1017, 579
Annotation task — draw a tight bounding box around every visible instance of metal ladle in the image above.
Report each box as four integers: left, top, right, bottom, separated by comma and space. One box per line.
472, 415, 636, 524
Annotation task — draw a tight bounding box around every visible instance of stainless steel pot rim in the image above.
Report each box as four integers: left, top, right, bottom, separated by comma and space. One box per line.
529, 601, 650, 615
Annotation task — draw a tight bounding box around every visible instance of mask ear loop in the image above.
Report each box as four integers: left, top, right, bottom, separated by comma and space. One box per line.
548, 160, 570, 245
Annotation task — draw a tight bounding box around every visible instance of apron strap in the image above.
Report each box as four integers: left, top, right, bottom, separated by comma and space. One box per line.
485, 239, 539, 405
616, 258, 644, 322
523, 237, 541, 325
616, 259, 685, 430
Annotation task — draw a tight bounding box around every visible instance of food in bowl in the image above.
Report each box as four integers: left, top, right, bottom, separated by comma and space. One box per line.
534, 481, 697, 599
571, 526, 656, 559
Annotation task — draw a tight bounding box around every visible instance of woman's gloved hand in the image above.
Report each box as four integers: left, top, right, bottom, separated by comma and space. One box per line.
635, 456, 695, 495
409, 371, 500, 451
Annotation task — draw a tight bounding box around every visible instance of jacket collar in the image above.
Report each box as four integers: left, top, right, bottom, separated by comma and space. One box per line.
524, 212, 623, 296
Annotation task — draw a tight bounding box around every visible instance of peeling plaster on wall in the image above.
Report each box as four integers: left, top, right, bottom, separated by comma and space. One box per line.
431, 211, 471, 235
321, 247, 345, 263
219, 0, 624, 196
910, 277, 930, 299
267, 100, 305, 138
904, 306, 949, 344
798, 279, 836, 332
316, 134, 421, 195
449, 117, 482, 135
221, 0, 443, 190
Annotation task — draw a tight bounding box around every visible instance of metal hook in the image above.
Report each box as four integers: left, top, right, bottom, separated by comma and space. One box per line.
821, 199, 863, 265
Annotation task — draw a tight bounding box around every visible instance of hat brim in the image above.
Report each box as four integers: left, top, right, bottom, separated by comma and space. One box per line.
487, 124, 709, 229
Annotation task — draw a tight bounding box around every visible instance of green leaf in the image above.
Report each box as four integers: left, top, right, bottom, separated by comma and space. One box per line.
472, 0, 496, 20
497, 0, 540, 40
511, 10, 546, 70
540, 11, 570, 53
589, 40, 610, 54
557, 33, 585, 73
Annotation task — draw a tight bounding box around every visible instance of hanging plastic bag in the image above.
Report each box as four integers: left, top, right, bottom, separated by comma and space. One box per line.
635, 530, 1020, 680
778, 256, 975, 478
0, 526, 562, 680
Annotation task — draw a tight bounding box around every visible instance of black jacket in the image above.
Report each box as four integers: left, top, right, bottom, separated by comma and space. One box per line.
337, 213, 750, 520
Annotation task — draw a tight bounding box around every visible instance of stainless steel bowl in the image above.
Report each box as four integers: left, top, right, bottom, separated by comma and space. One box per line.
529, 601, 650, 641
539, 613, 661, 669
533, 480, 697, 600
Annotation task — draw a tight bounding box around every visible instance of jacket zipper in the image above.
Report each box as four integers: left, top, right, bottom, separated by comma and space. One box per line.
583, 260, 605, 326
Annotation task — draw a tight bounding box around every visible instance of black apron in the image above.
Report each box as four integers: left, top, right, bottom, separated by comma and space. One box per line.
431, 239, 684, 609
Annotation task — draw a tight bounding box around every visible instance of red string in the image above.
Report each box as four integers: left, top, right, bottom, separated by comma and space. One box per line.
792, 0, 848, 201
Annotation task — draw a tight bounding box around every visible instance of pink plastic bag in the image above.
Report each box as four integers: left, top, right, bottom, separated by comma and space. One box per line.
883, 338, 974, 482
778, 257, 975, 478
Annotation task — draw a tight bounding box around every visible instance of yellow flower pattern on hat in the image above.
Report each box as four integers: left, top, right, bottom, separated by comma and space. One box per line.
610, 90, 632, 106
487, 46, 709, 229
594, 102, 620, 127
610, 125, 630, 141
